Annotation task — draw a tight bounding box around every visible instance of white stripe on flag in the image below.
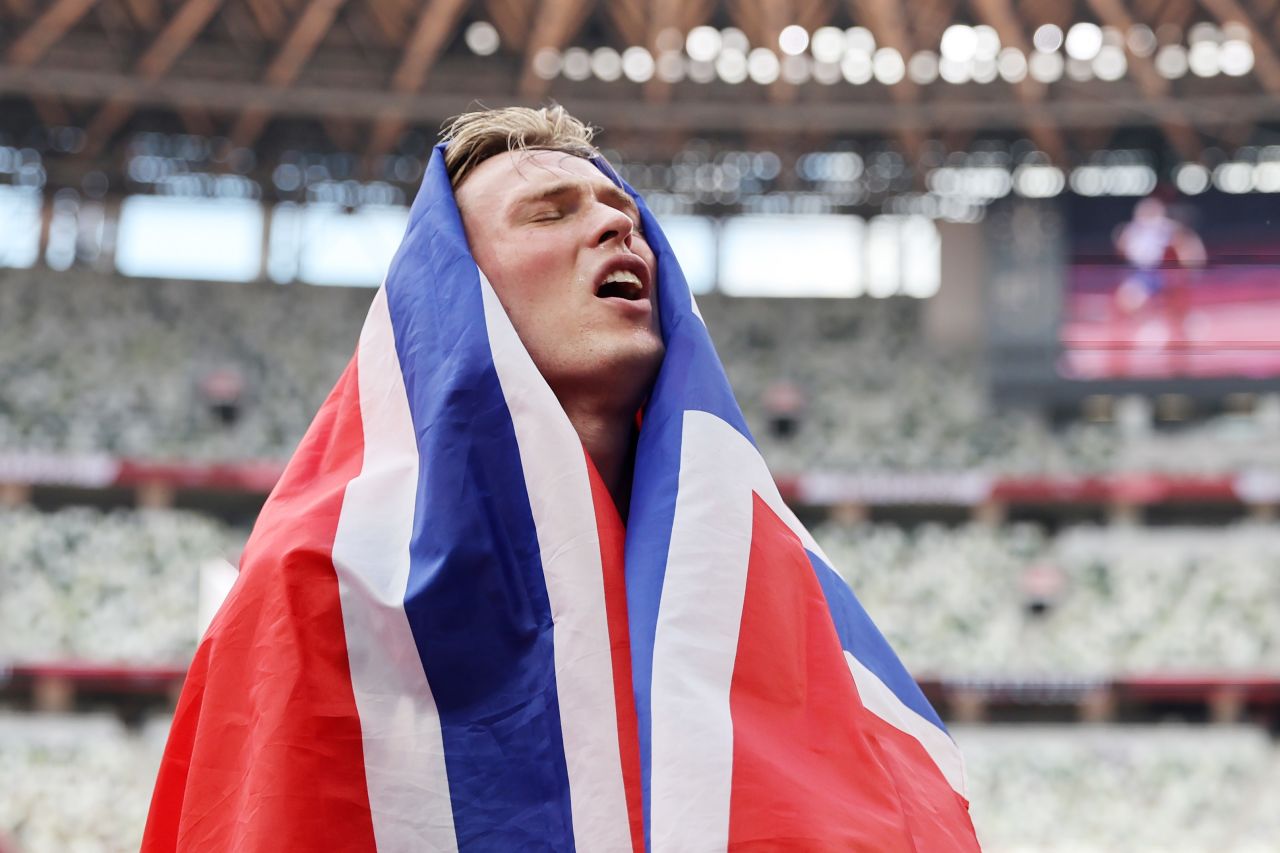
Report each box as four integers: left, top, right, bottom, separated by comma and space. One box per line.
650, 411, 756, 852
480, 272, 636, 852
652, 411, 963, 849
843, 651, 968, 796
331, 286, 458, 852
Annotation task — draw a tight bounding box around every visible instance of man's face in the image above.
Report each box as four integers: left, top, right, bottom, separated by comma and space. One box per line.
455, 149, 664, 410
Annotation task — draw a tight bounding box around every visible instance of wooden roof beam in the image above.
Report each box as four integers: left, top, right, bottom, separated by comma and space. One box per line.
730, 0, 833, 105
119, 0, 161, 30
365, 0, 472, 160
911, 0, 958, 51
242, 0, 286, 39
847, 0, 925, 160
12, 62, 1280, 131
228, 0, 350, 149
726, 0, 795, 102
1084, 0, 1202, 161
2, 0, 34, 17
518, 0, 596, 98
1199, 0, 1280, 93
644, 0, 713, 103
1134, 0, 1167, 25
134, 0, 223, 75
483, 0, 533, 53
81, 0, 224, 156
602, 0, 644, 46
970, 0, 1069, 164
6, 0, 101, 66
362, 0, 408, 45
1154, 0, 1195, 30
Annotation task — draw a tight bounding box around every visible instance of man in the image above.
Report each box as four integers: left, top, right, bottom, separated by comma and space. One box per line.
446, 108, 664, 513
144, 106, 977, 851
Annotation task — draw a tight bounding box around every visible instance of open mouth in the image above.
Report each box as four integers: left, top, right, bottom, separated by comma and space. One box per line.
596, 269, 646, 301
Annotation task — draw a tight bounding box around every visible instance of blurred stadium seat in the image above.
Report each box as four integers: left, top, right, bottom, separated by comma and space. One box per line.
4, 272, 1280, 475
0, 507, 242, 664
815, 521, 1280, 675
957, 725, 1280, 851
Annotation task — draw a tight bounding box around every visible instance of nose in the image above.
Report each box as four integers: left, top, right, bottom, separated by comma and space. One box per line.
593, 204, 636, 250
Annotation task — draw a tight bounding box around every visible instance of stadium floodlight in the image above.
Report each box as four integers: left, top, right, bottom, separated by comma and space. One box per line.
1219, 40, 1255, 77
908, 51, 941, 84
781, 54, 812, 84
656, 50, 685, 82
1126, 25, 1157, 58
687, 58, 717, 84
622, 46, 655, 83
1093, 45, 1127, 80
939, 56, 972, 84
654, 27, 682, 53
973, 25, 1001, 61
748, 48, 781, 84
842, 50, 874, 84
940, 25, 979, 63
813, 60, 842, 84
721, 27, 750, 54
971, 57, 998, 83
1032, 23, 1064, 53
810, 26, 845, 63
845, 26, 876, 54
1013, 164, 1065, 197
873, 48, 906, 85
532, 48, 562, 80
686, 26, 721, 62
1253, 162, 1280, 193
1154, 44, 1189, 79
1214, 162, 1254, 193
997, 47, 1028, 83
464, 21, 500, 56
1024, 49, 1064, 83
779, 25, 810, 56
1187, 22, 1221, 45
1066, 56, 1094, 81
1222, 21, 1251, 42
1064, 23, 1103, 61
1173, 163, 1210, 194
561, 47, 591, 80
716, 49, 749, 84
1188, 40, 1220, 77
590, 47, 622, 81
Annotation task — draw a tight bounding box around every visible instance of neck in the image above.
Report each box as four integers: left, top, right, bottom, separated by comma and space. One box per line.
561, 398, 638, 518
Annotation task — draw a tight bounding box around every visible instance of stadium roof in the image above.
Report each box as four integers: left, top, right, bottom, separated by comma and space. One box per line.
2, 0, 1279, 190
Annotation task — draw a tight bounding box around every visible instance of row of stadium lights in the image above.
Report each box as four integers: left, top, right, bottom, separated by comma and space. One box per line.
6, 148, 1280, 210
7, 139, 1280, 207
920, 152, 1280, 201
463, 20, 1255, 85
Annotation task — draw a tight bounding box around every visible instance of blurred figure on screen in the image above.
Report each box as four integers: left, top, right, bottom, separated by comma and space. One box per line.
1113, 195, 1206, 315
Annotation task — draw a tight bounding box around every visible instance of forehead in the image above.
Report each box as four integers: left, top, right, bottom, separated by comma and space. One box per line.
457, 149, 621, 209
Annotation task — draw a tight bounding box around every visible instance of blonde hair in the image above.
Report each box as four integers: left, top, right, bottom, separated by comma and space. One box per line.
441, 105, 600, 187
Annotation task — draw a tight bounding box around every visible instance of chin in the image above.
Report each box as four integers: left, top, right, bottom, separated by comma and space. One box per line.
612, 339, 666, 405
549, 334, 665, 407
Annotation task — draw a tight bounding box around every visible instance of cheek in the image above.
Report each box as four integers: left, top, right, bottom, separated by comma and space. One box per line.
475, 240, 579, 343
634, 240, 658, 279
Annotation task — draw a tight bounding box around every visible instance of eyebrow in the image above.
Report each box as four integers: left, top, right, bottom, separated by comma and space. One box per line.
514, 180, 640, 218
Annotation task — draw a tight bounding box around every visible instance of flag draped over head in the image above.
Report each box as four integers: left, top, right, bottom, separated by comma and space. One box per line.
144, 144, 979, 852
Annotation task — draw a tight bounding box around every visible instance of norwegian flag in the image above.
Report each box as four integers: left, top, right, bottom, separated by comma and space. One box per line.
143, 146, 978, 851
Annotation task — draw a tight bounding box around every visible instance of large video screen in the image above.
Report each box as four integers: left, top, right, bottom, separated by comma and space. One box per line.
1061, 192, 1280, 380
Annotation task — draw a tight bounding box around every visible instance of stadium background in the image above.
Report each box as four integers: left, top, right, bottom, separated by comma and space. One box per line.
2, 0, 1279, 849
